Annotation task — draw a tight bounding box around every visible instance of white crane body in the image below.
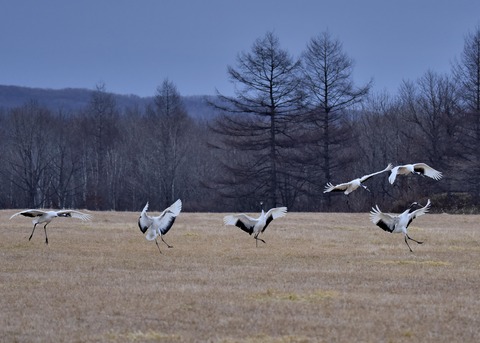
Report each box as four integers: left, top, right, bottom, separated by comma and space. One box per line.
370, 200, 431, 252
224, 205, 287, 247
10, 209, 92, 244
324, 163, 393, 195
138, 199, 182, 254
389, 163, 442, 184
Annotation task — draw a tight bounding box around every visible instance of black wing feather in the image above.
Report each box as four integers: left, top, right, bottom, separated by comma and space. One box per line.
376, 219, 394, 233
413, 165, 425, 174
406, 218, 414, 228
262, 214, 275, 233
138, 217, 148, 233
159, 217, 176, 235
20, 212, 39, 218
236, 220, 254, 235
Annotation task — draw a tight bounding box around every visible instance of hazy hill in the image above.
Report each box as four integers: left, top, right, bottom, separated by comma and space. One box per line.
0, 85, 220, 120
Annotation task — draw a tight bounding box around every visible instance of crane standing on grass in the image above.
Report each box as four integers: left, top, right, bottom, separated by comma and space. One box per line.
10, 209, 92, 245
224, 202, 287, 247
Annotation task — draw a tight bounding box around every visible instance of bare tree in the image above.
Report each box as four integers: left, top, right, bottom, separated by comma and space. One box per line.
0, 108, 8, 207
146, 79, 194, 208
47, 112, 84, 208
210, 31, 304, 209
82, 83, 120, 210
453, 25, 480, 203
115, 106, 152, 209
453, 25, 480, 114
396, 71, 461, 203
356, 92, 401, 208
4, 102, 55, 207
301, 31, 371, 209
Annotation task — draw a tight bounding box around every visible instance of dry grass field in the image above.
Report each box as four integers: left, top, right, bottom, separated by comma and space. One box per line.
1, 209, 480, 342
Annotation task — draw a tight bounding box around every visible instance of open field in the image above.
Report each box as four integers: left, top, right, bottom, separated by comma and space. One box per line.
1, 209, 480, 342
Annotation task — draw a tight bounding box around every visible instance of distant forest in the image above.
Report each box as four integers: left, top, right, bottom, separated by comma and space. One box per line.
1, 28, 480, 213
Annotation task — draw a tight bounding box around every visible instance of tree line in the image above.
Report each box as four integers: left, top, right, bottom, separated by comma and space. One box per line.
1, 27, 479, 213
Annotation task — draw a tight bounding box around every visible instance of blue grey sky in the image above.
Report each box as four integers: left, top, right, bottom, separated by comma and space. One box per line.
1, 0, 479, 97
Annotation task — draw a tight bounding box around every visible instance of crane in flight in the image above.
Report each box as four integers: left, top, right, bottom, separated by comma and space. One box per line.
388, 163, 442, 184
324, 163, 393, 195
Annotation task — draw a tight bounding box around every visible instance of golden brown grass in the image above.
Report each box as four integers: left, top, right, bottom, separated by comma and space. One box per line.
1, 210, 480, 342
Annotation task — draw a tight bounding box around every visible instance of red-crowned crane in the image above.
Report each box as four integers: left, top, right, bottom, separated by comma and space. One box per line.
10, 209, 92, 244
388, 163, 442, 184
223, 202, 287, 247
370, 199, 431, 252
138, 199, 182, 254
324, 163, 393, 195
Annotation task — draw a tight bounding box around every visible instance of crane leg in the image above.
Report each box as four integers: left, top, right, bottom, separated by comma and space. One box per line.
43, 223, 49, 245
154, 239, 163, 255
404, 236, 414, 252
29, 223, 38, 241
406, 234, 423, 244
254, 234, 266, 247
161, 236, 173, 248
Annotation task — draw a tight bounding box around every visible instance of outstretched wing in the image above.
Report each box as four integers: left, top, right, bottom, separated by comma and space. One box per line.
155, 199, 182, 235
324, 181, 351, 193
407, 199, 431, 227
263, 207, 287, 232
388, 166, 402, 184
360, 163, 393, 183
165, 199, 182, 217
56, 210, 92, 221
413, 163, 442, 181
10, 209, 47, 219
138, 202, 153, 234
224, 214, 256, 235
370, 206, 397, 233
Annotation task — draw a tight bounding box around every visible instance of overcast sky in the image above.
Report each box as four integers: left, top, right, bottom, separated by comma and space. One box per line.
1, 0, 479, 97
